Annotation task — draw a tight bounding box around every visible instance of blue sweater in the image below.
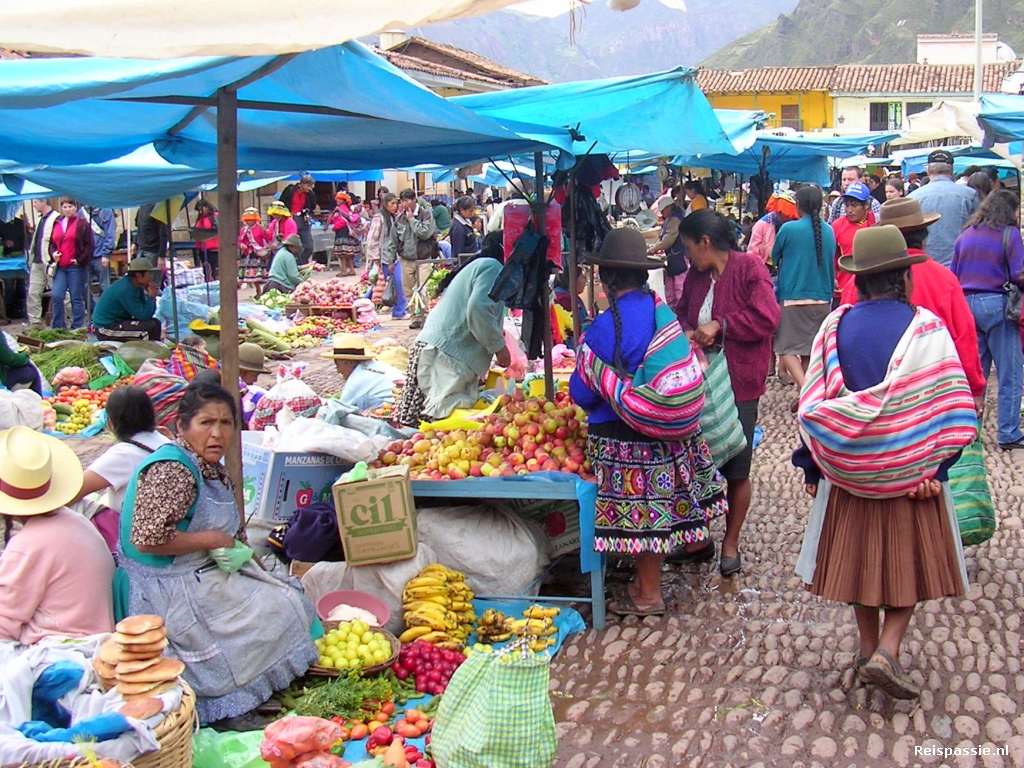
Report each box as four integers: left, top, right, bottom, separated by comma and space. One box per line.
772, 215, 837, 303
570, 290, 655, 424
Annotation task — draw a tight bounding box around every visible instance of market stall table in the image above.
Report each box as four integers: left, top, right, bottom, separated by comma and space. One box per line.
409, 472, 606, 629
0, 255, 28, 323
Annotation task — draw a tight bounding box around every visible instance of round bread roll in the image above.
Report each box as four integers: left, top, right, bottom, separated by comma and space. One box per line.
117, 639, 169, 657
98, 639, 121, 665
117, 658, 185, 684
114, 628, 167, 646
92, 658, 117, 679
123, 680, 177, 701
119, 697, 165, 720
115, 614, 165, 635
116, 656, 163, 675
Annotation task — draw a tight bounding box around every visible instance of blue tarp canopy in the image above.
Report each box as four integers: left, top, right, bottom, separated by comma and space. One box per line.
0, 42, 571, 172
431, 160, 536, 188
673, 132, 900, 186
453, 69, 763, 159
979, 95, 1024, 143
894, 143, 1021, 176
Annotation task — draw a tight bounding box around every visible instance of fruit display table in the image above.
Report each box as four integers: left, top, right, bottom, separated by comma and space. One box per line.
409, 472, 607, 629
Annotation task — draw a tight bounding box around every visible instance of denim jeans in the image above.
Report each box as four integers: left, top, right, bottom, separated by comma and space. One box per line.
382, 261, 407, 318
967, 292, 1023, 444
52, 264, 86, 329
87, 257, 110, 311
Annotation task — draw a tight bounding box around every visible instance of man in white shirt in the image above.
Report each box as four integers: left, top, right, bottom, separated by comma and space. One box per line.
321, 333, 400, 412
25, 199, 59, 325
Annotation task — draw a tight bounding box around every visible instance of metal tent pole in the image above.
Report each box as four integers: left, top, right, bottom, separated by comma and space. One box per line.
533, 151, 554, 400
166, 199, 180, 345
216, 86, 245, 518
567, 175, 582, 344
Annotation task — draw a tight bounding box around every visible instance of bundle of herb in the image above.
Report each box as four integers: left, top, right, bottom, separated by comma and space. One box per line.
293, 671, 392, 720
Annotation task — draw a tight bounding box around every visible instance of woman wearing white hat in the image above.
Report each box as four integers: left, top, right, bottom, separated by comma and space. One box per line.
0, 427, 115, 643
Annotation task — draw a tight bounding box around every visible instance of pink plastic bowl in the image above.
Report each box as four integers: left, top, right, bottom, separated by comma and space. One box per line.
316, 590, 391, 626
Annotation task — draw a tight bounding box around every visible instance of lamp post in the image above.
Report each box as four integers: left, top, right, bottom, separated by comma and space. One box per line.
974, 0, 983, 103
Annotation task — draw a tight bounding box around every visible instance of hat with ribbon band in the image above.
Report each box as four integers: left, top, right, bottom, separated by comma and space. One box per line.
321, 333, 374, 361
838, 224, 927, 275
0, 426, 84, 517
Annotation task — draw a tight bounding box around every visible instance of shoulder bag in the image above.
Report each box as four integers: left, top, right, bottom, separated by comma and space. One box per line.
697, 325, 747, 466
1002, 226, 1021, 323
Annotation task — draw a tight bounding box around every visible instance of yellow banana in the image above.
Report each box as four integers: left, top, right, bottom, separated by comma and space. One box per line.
435, 640, 465, 651
405, 612, 448, 631
480, 631, 511, 642
528, 637, 557, 652
418, 631, 452, 644
405, 576, 447, 589
399, 626, 432, 643
403, 586, 449, 600
450, 600, 473, 612
403, 599, 448, 614
524, 606, 560, 619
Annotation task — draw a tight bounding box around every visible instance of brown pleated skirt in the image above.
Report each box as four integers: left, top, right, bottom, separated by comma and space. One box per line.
809, 485, 965, 608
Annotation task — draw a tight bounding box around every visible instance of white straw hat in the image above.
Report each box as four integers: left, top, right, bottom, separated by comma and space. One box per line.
0, 427, 84, 517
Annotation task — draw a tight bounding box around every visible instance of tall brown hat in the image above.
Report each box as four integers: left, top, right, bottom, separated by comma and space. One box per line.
838, 224, 927, 275
878, 198, 941, 231
584, 227, 665, 270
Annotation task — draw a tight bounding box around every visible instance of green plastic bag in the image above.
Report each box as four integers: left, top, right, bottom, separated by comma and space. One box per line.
431, 640, 556, 768
699, 348, 747, 467
948, 435, 996, 546
192, 728, 266, 768
210, 541, 255, 573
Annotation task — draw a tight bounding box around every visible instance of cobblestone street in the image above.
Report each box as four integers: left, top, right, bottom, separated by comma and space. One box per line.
550, 377, 1024, 768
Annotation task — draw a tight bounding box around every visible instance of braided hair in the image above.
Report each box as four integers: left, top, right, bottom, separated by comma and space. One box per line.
795, 186, 824, 268
599, 265, 651, 375
854, 267, 912, 305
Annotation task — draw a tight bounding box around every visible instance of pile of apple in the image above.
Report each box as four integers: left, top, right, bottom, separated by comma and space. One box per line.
291, 278, 370, 306
375, 390, 593, 481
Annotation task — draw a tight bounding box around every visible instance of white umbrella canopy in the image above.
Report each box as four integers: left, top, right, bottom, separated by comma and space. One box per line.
0, 0, 533, 58
891, 101, 984, 146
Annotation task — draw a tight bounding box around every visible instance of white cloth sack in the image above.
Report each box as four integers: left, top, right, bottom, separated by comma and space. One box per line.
301, 504, 551, 635
0, 389, 44, 430
271, 416, 389, 463
0, 634, 181, 766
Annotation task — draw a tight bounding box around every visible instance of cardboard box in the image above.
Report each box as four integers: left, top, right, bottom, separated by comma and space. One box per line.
333, 465, 417, 566
289, 560, 315, 579
241, 432, 351, 521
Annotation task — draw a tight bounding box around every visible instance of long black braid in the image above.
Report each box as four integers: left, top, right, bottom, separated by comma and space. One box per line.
854, 267, 912, 306
599, 265, 652, 376
795, 186, 824, 268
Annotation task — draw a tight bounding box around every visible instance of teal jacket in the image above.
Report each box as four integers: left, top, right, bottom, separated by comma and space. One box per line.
268, 246, 302, 291
92, 275, 156, 328
418, 258, 505, 376
772, 214, 837, 303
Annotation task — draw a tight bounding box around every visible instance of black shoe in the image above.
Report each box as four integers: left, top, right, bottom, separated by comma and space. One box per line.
999, 439, 1024, 451
720, 553, 742, 577
665, 542, 715, 565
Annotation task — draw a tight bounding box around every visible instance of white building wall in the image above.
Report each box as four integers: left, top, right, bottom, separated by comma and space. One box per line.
832, 95, 976, 133
917, 37, 999, 66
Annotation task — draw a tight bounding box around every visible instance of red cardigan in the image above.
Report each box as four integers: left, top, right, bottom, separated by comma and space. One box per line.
840, 248, 986, 399
49, 215, 94, 268
676, 250, 781, 402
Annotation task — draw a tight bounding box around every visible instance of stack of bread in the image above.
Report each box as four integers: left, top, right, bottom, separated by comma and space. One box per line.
93, 614, 185, 703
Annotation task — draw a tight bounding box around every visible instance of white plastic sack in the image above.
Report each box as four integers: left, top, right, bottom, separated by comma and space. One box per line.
301, 504, 550, 635
250, 366, 322, 431
273, 416, 389, 463
0, 390, 44, 430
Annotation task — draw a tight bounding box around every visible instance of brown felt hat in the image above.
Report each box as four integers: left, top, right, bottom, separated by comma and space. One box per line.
838, 225, 927, 275
583, 227, 665, 270
877, 198, 941, 231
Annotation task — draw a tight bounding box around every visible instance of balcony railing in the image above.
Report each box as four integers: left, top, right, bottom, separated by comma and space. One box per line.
764, 117, 804, 131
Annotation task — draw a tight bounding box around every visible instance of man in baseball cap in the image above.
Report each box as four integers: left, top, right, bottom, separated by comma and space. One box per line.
827, 166, 882, 223
907, 149, 980, 267
831, 181, 877, 298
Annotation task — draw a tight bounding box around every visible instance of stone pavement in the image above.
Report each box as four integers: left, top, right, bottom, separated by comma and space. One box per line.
549, 377, 1024, 768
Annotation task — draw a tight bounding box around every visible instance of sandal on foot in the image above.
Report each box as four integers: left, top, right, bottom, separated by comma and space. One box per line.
862, 649, 920, 699
719, 553, 742, 577
607, 588, 665, 617
665, 542, 715, 565
854, 656, 870, 681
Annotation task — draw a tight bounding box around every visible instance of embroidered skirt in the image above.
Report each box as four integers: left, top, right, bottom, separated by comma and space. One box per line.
333, 233, 362, 260
588, 428, 728, 556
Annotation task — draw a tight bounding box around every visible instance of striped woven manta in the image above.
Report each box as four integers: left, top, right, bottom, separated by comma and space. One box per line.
576, 294, 705, 440
799, 304, 978, 499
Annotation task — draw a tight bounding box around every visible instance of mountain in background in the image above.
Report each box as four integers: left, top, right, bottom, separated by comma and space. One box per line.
703, 0, 1024, 68
412, 0, 798, 84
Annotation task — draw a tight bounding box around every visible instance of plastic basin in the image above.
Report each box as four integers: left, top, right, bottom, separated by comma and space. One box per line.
316, 590, 391, 626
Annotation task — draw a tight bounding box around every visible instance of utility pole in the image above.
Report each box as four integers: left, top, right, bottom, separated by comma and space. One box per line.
974, 0, 983, 102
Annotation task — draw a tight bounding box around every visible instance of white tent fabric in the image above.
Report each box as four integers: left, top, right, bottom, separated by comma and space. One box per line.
891, 101, 983, 146
0, 1, 531, 59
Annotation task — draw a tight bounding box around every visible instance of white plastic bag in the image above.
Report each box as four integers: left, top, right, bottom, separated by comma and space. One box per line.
0, 390, 44, 431
273, 417, 388, 463
250, 364, 322, 431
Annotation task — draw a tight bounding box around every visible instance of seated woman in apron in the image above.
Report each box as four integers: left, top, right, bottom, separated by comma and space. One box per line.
119, 377, 318, 724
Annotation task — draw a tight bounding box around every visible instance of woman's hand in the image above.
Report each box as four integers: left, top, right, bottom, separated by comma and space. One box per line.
906, 479, 942, 500
494, 345, 512, 368
692, 320, 721, 347
805, 484, 818, 498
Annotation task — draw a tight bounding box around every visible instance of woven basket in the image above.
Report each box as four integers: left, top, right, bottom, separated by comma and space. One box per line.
308, 628, 400, 677
20, 683, 198, 768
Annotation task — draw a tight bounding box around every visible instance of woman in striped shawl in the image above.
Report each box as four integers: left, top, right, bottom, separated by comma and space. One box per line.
794, 225, 976, 701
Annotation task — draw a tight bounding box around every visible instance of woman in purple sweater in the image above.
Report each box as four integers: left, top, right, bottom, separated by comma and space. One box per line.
674, 210, 781, 577
950, 189, 1024, 450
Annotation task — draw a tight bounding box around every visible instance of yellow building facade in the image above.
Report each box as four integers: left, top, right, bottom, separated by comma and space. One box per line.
697, 68, 835, 132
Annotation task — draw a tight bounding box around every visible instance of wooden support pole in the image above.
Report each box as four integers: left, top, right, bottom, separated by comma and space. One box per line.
216, 86, 245, 520
534, 151, 554, 400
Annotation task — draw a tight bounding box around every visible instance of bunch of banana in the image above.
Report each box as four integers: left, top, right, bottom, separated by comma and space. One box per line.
476, 608, 513, 643
511, 605, 561, 652
399, 564, 476, 649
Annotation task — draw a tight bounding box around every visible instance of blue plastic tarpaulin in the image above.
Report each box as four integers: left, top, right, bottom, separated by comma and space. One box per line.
895, 143, 1021, 176
0, 42, 572, 171
979, 94, 1024, 143
673, 132, 900, 185
454, 69, 763, 159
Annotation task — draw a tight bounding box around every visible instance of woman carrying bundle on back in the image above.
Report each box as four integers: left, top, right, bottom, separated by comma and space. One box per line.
570, 228, 728, 617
